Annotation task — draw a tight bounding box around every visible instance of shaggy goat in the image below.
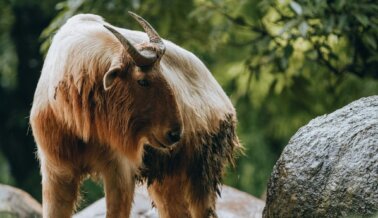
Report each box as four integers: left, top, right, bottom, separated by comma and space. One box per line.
30, 12, 241, 218
31, 12, 183, 217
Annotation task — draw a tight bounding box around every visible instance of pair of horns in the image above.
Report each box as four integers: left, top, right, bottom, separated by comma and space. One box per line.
104, 12, 165, 67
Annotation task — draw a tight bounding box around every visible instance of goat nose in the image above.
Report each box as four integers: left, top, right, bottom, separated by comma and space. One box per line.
166, 128, 181, 144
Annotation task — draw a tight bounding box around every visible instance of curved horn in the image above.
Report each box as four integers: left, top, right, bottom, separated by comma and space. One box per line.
128, 11, 166, 55
103, 25, 157, 66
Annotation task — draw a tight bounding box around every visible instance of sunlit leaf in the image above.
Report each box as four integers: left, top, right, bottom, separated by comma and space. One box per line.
299, 21, 309, 37
290, 1, 303, 15
279, 19, 300, 35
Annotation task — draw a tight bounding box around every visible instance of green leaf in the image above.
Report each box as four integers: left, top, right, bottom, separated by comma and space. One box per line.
290, 1, 303, 15
55, 2, 67, 10
366, 54, 378, 63
337, 15, 347, 31
334, 0, 346, 11
325, 15, 335, 33
363, 34, 377, 49
355, 14, 369, 27
279, 19, 300, 35
367, 54, 378, 63
299, 21, 309, 37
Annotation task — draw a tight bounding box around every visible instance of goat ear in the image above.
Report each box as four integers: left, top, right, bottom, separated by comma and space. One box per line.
103, 67, 121, 91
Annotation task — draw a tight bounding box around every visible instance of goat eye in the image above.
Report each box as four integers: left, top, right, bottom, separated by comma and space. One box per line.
137, 79, 149, 87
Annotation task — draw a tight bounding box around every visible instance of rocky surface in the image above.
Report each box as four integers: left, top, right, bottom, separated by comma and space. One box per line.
264, 96, 378, 217
74, 185, 265, 218
0, 183, 264, 218
0, 184, 42, 218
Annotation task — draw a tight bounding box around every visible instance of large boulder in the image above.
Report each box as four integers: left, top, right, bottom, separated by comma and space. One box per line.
0, 184, 42, 218
75, 185, 265, 218
264, 96, 378, 217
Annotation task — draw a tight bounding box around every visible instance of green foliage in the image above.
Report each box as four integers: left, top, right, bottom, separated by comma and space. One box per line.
79, 179, 104, 210
40, 0, 210, 55
0, 2, 18, 89
0, 212, 18, 218
0, 0, 377, 207
189, 0, 378, 196
0, 152, 15, 185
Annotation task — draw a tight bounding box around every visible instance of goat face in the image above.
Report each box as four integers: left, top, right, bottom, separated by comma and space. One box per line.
129, 64, 182, 151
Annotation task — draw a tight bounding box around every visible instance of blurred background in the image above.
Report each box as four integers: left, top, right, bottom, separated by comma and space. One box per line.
0, 0, 377, 209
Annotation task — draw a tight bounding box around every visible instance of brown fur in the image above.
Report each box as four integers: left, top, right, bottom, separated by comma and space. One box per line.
30, 14, 182, 218
140, 114, 241, 218
31, 13, 242, 218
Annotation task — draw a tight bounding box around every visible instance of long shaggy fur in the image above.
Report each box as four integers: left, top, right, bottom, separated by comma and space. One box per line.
125, 23, 242, 217
31, 13, 242, 218
141, 114, 240, 204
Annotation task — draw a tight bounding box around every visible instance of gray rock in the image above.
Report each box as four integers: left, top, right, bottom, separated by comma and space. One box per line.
0, 184, 42, 218
0, 175, 263, 218
74, 185, 265, 218
263, 96, 378, 217
0, 183, 263, 218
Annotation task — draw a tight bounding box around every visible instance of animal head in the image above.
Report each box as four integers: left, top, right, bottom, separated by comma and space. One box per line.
101, 12, 183, 152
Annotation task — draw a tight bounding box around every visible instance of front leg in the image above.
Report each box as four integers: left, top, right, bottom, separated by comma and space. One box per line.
188, 190, 218, 218
148, 175, 191, 218
148, 173, 217, 218
101, 156, 136, 218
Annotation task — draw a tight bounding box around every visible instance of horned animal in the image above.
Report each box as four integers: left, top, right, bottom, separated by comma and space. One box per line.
30, 12, 241, 218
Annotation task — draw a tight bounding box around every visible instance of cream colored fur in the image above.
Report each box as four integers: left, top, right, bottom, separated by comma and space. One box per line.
31, 13, 236, 218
